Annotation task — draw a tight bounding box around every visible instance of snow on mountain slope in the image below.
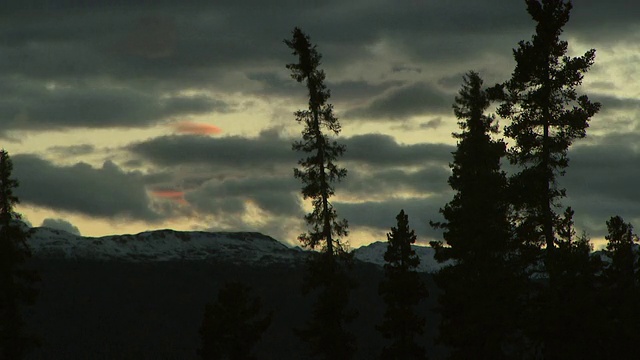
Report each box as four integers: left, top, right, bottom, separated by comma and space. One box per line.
26, 226, 449, 271
353, 241, 452, 273
27, 227, 302, 265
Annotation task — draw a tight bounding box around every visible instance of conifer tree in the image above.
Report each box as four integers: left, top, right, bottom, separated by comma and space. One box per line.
603, 215, 638, 289
198, 282, 272, 360
285, 27, 356, 359
601, 216, 640, 358
0, 149, 38, 359
378, 210, 428, 360
491, 0, 601, 255
531, 207, 605, 359
430, 72, 523, 359
285, 27, 348, 257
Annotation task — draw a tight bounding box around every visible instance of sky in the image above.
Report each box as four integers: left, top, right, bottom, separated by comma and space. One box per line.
1, 0, 638, 249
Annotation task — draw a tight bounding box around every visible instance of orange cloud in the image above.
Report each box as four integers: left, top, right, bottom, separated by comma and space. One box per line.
151, 190, 187, 205
172, 121, 222, 135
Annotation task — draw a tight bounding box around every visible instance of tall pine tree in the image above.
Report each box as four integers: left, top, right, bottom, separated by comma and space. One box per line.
490, 2, 602, 356
492, 0, 600, 255
285, 27, 356, 359
0, 149, 38, 359
430, 72, 524, 359
378, 210, 428, 360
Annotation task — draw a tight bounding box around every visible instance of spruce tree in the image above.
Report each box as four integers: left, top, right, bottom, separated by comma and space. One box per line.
531, 207, 605, 359
491, 0, 601, 255
0, 149, 38, 359
603, 215, 638, 289
601, 216, 640, 358
198, 282, 271, 360
285, 27, 356, 359
430, 72, 523, 359
378, 210, 428, 360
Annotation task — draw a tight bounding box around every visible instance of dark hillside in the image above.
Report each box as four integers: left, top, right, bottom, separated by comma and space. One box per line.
23, 259, 444, 359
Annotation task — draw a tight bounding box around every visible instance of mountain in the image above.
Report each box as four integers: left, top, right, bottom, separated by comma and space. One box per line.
352, 241, 452, 273
27, 227, 302, 265
20, 227, 447, 359
26, 227, 447, 273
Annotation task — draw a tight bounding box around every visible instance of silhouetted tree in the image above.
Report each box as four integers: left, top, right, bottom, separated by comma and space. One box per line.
603, 216, 638, 289
378, 210, 428, 360
529, 207, 605, 359
601, 216, 640, 358
198, 282, 271, 360
491, 0, 600, 256
430, 72, 524, 359
0, 149, 38, 359
286, 27, 356, 359
489, 2, 602, 356
286, 27, 348, 257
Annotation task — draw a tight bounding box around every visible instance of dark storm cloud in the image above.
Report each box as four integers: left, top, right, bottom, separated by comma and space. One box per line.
344, 82, 453, 121
12, 154, 159, 221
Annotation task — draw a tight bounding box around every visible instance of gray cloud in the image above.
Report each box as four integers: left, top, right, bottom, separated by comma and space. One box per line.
342, 166, 451, 197
12, 154, 159, 221
343, 133, 454, 166
344, 82, 453, 121
127, 129, 295, 173
128, 131, 454, 171
185, 176, 302, 218
336, 196, 450, 243
47, 144, 96, 157
0, 0, 633, 133
41, 218, 81, 236
0, 80, 231, 133
559, 133, 640, 237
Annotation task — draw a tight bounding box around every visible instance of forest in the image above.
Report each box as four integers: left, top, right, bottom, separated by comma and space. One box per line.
1, 0, 639, 359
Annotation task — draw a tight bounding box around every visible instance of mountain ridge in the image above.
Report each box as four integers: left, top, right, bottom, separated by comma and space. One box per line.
25, 226, 449, 273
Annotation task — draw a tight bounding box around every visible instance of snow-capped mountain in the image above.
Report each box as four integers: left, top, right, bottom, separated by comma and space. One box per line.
27, 227, 302, 265
352, 241, 451, 273
26, 227, 448, 272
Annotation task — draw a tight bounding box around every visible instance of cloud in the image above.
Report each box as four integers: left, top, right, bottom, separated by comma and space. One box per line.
47, 144, 96, 157
344, 82, 453, 121
127, 129, 295, 173
336, 196, 450, 242
171, 121, 222, 135
128, 131, 454, 172
12, 154, 159, 221
0, 81, 232, 133
41, 218, 81, 236
559, 133, 640, 237
150, 190, 187, 205
185, 176, 301, 218
343, 134, 454, 166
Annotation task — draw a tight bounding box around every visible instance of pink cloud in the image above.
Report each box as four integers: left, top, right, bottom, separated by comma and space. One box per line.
172, 121, 222, 135
151, 190, 187, 205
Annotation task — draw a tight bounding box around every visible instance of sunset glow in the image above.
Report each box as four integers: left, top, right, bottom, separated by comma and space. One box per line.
172, 121, 222, 135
